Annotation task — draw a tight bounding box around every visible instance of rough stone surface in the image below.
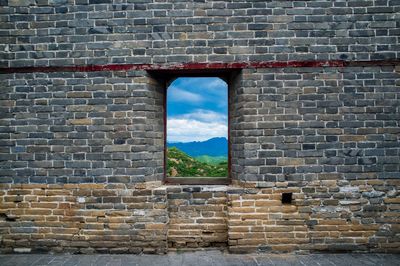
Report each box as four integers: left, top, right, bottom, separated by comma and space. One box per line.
168, 186, 228, 249
0, 183, 169, 254
0, 182, 399, 254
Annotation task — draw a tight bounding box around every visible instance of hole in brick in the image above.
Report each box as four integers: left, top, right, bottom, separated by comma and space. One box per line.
114, 138, 126, 144
281, 192, 293, 204
0, 213, 18, 222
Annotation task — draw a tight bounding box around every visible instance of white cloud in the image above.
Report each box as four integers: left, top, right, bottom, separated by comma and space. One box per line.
167, 118, 227, 143
168, 87, 203, 103
179, 109, 227, 123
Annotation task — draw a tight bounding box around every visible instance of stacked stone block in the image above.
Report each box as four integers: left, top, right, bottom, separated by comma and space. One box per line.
0, 182, 168, 254
228, 180, 400, 253
167, 186, 228, 250
230, 66, 400, 183
1, 0, 399, 67
0, 70, 164, 184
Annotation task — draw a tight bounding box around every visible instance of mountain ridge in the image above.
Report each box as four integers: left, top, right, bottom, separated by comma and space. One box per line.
167, 137, 228, 157
167, 147, 227, 177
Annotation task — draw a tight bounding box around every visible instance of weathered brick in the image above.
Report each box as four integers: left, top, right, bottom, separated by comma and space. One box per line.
104, 145, 131, 152
68, 119, 93, 125
66, 92, 92, 98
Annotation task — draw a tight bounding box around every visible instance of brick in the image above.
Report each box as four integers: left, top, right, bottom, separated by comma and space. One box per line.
66, 92, 92, 98
145, 224, 166, 230
104, 145, 131, 152
8, 0, 34, 6
68, 119, 93, 125
66, 105, 107, 112
277, 158, 304, 166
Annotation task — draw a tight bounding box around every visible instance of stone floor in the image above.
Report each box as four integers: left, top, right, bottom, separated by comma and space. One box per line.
0, 251, 399, 266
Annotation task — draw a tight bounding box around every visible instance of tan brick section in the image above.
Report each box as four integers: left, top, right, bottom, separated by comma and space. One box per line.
228, 180, 400, 253
0, 181, 399, 254
167, 186, 228, 250
0, 182, 168, 254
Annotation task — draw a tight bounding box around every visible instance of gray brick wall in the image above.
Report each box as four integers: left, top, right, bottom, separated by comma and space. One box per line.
3, 66, 398, 184
1, 0, 399, 68
230, 66, 400, 183
1, 1, 400, 184
0, 70, 164, 184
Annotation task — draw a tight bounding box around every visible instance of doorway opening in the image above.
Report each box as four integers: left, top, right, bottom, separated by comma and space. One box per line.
166, 77, 228, 183
147, 68, 241, 185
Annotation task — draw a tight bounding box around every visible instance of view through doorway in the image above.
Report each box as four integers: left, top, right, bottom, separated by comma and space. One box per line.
166, 77, 228, 180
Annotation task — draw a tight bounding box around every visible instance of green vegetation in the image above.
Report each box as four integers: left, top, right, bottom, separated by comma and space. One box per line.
195, 155, 228, 165
167, 147, 228, 177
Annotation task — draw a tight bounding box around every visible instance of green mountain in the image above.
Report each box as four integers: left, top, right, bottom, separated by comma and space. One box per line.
195, 155, 228, 165
167, 147, 227, 177
167, 137, 228, 157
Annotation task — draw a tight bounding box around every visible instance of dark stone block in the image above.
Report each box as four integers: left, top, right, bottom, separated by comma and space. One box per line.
303, 144, 315, 150
89, 0, 112, 4
358, 157, 377, 165
182, 187, 201, 193
167, 193, 190, 200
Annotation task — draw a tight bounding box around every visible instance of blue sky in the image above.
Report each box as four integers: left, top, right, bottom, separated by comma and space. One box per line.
167, 77, 228, 143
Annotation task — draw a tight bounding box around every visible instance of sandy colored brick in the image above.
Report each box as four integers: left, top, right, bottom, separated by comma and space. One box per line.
68, 118, 93, 125
66, 91, 92, 98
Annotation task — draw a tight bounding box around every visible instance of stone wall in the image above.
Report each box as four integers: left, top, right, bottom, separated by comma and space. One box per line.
167, 186, 227, 250
1, 182, 399, 254
0, 70, 164, 184
1, 0, 399, 254
228, 180, 400, 253
0, 182, 168, 254
1, 0, 399, 68
230, 66, 400, 183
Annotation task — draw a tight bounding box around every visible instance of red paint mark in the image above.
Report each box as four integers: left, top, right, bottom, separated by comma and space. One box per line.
0, 60, 398, 74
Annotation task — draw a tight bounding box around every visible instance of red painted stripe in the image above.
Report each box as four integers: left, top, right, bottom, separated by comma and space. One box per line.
0, 60, 398, 74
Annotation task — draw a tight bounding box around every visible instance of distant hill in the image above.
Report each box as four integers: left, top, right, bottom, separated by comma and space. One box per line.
195, 155, 228, 165
167, 147, 227, 177
167, 137, 228, 157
